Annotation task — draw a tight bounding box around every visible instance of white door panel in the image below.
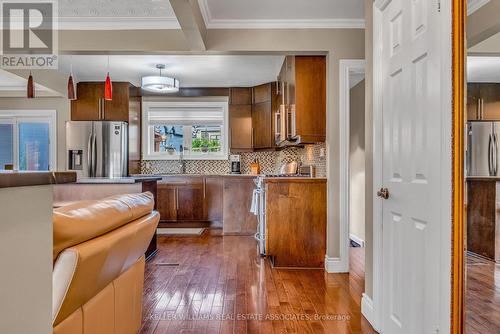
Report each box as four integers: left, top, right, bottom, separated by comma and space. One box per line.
380, 0, 441, 333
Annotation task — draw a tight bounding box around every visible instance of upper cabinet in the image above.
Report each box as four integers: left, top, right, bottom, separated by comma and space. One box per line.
276, 56, 326, 145
467, 83, 500, 121
71, 82, 134, 122
252, 82, 279, 150
229, 87, 253, 151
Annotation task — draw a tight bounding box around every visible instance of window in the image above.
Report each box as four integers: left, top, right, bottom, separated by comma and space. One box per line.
0, 110, 56, 171
142, 102, 228, 160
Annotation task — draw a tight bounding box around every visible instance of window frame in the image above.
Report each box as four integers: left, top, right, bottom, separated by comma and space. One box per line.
141, 101, 229, 160
0, 110, 57, 171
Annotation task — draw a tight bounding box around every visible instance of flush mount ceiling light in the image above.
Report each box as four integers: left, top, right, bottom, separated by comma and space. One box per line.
141, 64, 180, 93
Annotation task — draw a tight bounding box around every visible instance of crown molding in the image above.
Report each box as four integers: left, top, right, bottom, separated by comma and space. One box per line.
197, 0, 364, 29
58, 16, 180, 30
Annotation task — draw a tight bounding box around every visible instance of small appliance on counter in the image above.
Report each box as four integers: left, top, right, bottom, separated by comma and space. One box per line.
299, 164, 317, 177
278, 161, 298, 175
230, 154, 241, 174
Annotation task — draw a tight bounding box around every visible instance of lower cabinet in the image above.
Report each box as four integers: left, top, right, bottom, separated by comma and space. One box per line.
156, 175, 257, 235
222, 177, 257, 235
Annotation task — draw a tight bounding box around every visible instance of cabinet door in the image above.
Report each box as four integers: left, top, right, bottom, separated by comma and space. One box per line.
480, 84, 500, 120
103, 82, 130, 122
253, 83, 271, 104
71, 83, 102, 121
222, 177, 257, 235
252, 102, 272, 149
467, 83, 480, 121
176, 184, 204, 221
157, 185, 177, 222
230, 87, 252, 105
204, 176, 223, 223
229, 104, 253, 150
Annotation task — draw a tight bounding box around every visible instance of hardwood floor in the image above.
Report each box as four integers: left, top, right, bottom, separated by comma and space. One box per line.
466, 252, 500, 334
140, 230, 375, 334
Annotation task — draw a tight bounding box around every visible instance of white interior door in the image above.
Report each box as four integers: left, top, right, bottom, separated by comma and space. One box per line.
379, 0, 441, 333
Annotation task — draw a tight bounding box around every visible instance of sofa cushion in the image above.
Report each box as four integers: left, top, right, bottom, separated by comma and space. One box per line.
53, 192, 154, 261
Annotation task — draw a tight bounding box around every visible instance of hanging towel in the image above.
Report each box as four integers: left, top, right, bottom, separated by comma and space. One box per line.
250, 189, 259, 215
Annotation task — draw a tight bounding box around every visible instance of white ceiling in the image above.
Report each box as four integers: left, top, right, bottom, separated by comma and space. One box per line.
57, 0, 365, 30
58, 55, 285, 87
467, 56, 500, 82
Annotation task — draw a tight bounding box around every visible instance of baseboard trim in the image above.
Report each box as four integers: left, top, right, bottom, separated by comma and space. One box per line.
361, 293, 379, 332
349, 233, 365, 247
324, 256, 349, 273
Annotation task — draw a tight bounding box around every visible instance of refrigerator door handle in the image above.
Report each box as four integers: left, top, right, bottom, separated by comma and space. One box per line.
489, 134, 494, 176
92, 133, 97, 177
87, 132, 93, 177
494, 133, 498, 175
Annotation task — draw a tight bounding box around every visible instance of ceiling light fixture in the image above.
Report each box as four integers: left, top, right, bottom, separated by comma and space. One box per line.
104, 56, 112, 100
141, 64, 179, 93
27, 71, 34, 98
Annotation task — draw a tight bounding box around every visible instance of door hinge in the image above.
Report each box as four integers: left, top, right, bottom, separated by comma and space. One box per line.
437, 0, 441, 12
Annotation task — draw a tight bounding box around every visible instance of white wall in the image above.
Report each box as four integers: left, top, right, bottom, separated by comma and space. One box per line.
349, 79, 365, 244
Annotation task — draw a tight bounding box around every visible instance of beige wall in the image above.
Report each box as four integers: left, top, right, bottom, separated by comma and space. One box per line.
364, 0, 374, 298
0, 185, 53, 334
349, 79, 365, 243
2, 27, 365, 269
0, 97, 70, 171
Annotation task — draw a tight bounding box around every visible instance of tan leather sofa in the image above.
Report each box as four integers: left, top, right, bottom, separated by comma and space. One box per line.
52, 192, 159, 334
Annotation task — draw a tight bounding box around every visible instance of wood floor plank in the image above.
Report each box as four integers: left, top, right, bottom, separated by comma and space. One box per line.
140, 231, 375, 334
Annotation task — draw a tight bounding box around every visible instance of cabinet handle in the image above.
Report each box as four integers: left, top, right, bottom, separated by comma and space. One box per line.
251, 127, 254, 148
477, 98, 480, 120
481, 98, 484, 119
203, 179, 206, 199
176, 188, 179, 210
229, 127, 232, 150
102, 98, 106, 120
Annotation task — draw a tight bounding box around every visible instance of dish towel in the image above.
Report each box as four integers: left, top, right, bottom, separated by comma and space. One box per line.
250, 189, 259, 215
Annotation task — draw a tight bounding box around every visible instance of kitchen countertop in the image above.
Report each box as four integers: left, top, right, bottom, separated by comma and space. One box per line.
466, 176, 500, 181
76, 176, 162, 184
0, 171, 77, 188
262, 176, 327, 183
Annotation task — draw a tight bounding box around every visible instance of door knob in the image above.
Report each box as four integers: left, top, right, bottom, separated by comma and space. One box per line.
377, 187, 389, 200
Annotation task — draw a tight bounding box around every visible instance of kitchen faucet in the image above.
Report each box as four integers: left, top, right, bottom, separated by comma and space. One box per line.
179, 145, 187, 174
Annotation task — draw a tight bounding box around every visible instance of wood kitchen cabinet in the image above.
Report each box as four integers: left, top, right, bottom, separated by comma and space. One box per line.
229, 88, 253, 151
222, 177, 257, 235
71, 82, 133, 122
467, 83, 500, 121
277, 56, 326, 144
157, 176, 205, 222
265, 178, 327, 268
252, 82, 279, 150
204, 176, 223, 223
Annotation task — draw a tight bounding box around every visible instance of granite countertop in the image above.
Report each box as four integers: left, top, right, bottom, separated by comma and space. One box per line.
262, 176, 327, 183
76, 176, 162, 184
0, 171, 77, 188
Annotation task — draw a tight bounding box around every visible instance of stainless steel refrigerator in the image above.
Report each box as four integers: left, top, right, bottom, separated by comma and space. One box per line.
467, 121, 500, 176
66, 121, 128, 178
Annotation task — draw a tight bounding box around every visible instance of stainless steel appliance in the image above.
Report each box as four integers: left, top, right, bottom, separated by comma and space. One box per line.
467, 121, 500, 176
230, 154, 241, 174
66, 121, 128, 178
278, 161, 298, 175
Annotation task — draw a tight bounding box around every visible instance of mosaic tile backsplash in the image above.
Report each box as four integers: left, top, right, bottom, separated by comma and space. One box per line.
141, 143, 326, 177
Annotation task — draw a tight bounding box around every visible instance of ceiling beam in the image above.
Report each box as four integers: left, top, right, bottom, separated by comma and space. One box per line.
169, 0, 207, 51
4, 69, 67, 97
468, 0, 500, 48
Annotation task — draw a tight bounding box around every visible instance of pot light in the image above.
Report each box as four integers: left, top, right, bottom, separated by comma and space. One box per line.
141, 64, 179, 93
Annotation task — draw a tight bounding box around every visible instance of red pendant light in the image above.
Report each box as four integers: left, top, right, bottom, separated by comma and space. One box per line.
104, 56, 112, 100
68, 60, 76, 100
27, 71, 34, 98
104, 72, 112, 100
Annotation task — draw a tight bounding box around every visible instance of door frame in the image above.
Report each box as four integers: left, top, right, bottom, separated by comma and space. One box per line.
371, 0, 457, 332
338, 58, 366, 274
